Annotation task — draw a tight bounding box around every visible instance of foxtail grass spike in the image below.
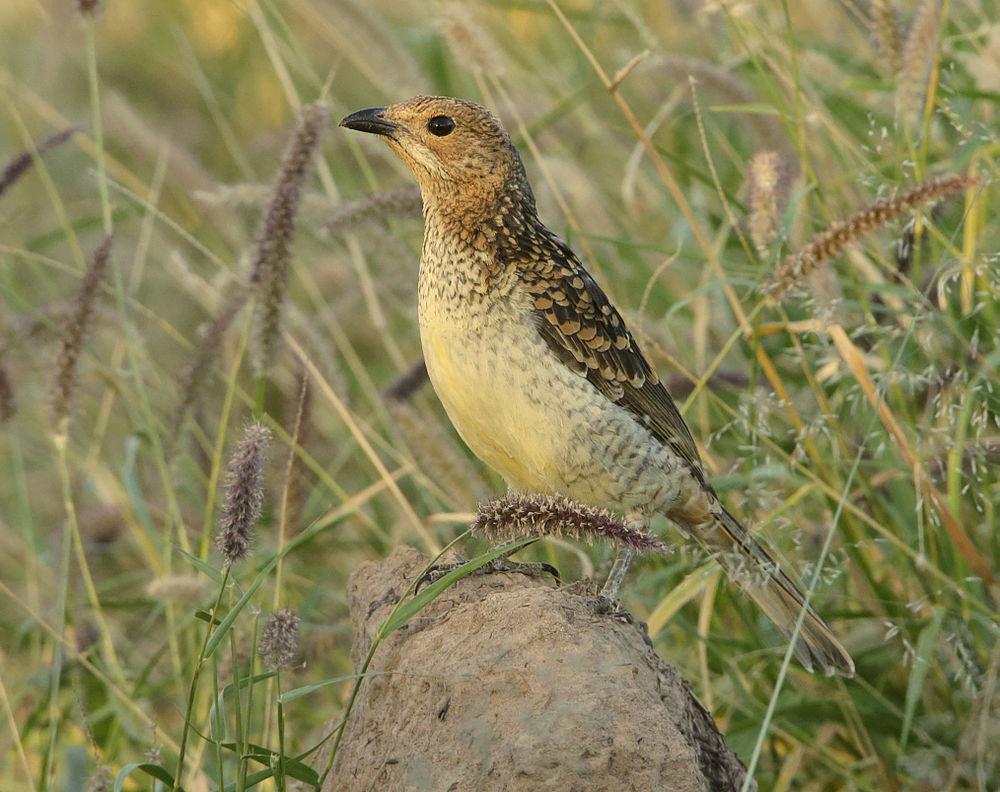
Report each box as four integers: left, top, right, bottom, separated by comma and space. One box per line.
259, 608, 300, 670
51, 234, 112, 427
896, 0, 944, 125
251, 102, 328, 376
473, 492, 670, 553
764, 175, 972, 301
216, 423, 271, 564
871, 0, 902, 76
324, 186, 423, 235
0, 357, 15, 422
0, 127, 78, 201
747, 150, 790, 255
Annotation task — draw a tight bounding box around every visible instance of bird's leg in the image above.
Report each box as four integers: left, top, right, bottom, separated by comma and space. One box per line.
599, 546, 635, 602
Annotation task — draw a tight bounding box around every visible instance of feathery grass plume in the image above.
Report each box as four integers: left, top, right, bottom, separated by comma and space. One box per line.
0, 126, 77, 201
168, 283, 251, 452
0, 356, 14, 422
763, 175, 972, 301
259, 608, 300, 670
323, 186, 423, 236
195, 183, 337, 220
86, 765, 112, 792
216, 423, 271, 564
896, 0, 944, 125
389, 399, 489, 503
51, 234, 112, 426
383, 357, 429, 402
473, 492, 670, 553
747, 150, 791, 255
145, 575, 210, 604
251, 102, 328, 376
871, 0, 902, 76
440, 2, 502, 75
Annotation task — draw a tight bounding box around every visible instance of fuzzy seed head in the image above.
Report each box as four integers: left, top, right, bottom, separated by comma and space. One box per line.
897, 0, 944, 125
0, 127, 77, 201
259, 608, 300, 670
473, 492, 670, 553
0, 358, 15, 422
251, 102, 328, 376
51, 234, 113, 426
216, 423, 271, 564
747, 150, 790, 254
764, 175, 973, 301
324, 186, 423, 236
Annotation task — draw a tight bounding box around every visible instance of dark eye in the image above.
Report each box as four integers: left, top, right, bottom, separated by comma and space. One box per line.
427, 115, 455, 137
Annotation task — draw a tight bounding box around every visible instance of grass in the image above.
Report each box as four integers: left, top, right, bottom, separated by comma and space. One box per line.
1, 0, 998, 789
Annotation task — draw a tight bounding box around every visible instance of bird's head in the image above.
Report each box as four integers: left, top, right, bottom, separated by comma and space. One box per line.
340, 96, 530, 215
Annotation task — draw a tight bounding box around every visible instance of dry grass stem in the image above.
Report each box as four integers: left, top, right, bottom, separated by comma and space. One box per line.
51, 234, 113, 426
0, 127, 78, 201
252, 102, 328, 375
473, 492, 670, 553
764, 175, 972, 300
283, 366, 313, 536
216, 422, 272, 564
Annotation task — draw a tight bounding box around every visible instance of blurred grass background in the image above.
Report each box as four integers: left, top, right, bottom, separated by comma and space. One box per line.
1, 0, 998, 789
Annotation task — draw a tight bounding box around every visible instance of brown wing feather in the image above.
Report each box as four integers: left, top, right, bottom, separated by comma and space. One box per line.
512, 232, 706, 484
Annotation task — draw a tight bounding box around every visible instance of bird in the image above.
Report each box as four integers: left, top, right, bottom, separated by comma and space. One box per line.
341, 96, 854, 676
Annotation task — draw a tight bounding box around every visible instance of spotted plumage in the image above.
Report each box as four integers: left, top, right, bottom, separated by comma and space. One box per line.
341, 96, 853, 676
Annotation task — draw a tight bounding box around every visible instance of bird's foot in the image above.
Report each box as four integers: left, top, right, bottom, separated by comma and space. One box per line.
414, 557, 560, 594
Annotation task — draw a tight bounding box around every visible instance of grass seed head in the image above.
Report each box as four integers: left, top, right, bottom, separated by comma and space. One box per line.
0, 358, 15, 422
0, 127, 77, 201
747, 150, 791, 255
324, 186, 423, 236
259, 608, 300, 670
51, 234, 113, 427
473, 492, 670, 553
216, 423, 272, 564
764, 174, 973, 301
251, 102, 328, 376
897, 0, 944, 125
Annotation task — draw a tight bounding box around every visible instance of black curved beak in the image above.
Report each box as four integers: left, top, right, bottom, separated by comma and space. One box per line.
339, 107, 398, 137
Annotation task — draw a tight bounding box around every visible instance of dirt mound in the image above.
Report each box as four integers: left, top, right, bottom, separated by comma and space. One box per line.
320, 546, 751, 791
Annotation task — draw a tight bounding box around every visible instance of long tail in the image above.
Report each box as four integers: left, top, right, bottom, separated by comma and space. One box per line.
700, 506, 854, 676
